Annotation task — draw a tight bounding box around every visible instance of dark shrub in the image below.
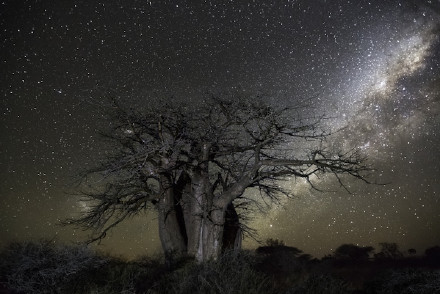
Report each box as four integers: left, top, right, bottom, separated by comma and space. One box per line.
333, 244, 374, 261
364, 268, 440, 294
425, 246, 440, 266
0, 240, 107, 294
153, 250, 274, 294
285, 274, 351, 294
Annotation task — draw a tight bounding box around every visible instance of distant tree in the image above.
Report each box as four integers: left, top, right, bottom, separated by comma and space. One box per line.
375, 242, 403, 260
66, 94, 370, 262
255, 240, 308, 278
333, 244, 374, 260
425, 246, 440, 260
321, 254, 334, 261
266, 238, 285, 247
256, 239, 303, 256
297, 253, 313, 263
408, 248, 417, 255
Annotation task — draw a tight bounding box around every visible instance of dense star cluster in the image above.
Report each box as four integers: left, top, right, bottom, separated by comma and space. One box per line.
1, 0, 439, 258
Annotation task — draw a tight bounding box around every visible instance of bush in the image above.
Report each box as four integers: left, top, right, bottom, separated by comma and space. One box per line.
364, 268, 440, 294
0, 240, 108, 294
0, 241, 273, 294
152, 250, 274, 294
65, 258, 148, 294
285, 274, 351, 294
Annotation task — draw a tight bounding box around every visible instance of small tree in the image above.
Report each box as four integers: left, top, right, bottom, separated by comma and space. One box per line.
408, 248, 416, 255
67, 94, 370, 262
265, 238, 286, 247
425, 246, 440, 260
256, 239, 303, 256
375, 242, 403, 260
334, 244, 374, 260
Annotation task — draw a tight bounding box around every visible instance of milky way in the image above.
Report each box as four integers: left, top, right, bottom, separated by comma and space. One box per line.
1, 0, 439, 258
252, 3, 440, 256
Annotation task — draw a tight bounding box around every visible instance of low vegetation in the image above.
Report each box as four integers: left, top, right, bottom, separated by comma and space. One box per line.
1, 239, 439, 293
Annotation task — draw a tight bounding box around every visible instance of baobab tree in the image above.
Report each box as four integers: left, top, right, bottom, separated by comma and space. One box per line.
67, 94, 370, 262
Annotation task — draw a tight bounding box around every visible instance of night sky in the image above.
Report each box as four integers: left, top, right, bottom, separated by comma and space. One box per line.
1, 0, 440, 259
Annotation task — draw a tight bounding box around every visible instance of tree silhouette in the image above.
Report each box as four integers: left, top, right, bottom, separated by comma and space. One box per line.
425, 245, 440, 261
375, 242, 403, 260
333, 244, 374, 260
265, 238, 286, 247
408, 248, 416, 255
256, 238, 303, 256
66, 94, 370, 262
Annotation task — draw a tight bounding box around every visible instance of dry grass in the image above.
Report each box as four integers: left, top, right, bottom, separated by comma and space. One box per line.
1, 240, 440, 294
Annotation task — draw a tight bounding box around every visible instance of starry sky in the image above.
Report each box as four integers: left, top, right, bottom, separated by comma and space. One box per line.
1, 0, 440, 259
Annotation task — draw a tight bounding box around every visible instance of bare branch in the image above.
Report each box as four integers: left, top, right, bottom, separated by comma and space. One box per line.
65, 93, 372, 248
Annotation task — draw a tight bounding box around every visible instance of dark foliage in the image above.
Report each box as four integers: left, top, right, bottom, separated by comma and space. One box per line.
334, 244, 374, 261
374, 242, 403, 261
364, 268, 440, 294
255, 241, 308, 290
426, 246, 440, 260
285, 274, 351, 294
1, 240, 440, 294
0, 240, 108, 294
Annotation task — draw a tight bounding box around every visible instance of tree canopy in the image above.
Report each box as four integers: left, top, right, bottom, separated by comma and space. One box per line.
334, 243, 374, 260
67, 94, 371, 262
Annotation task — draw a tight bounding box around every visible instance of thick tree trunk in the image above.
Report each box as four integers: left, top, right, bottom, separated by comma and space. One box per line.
158, 190, 243, 262
182, 201, 201, 257
222, 202, 242, 253
181, 168, 230, 262
184, 172, 206, 257
157, 176, 187, 256
195, 208, 225, 262
156, 143, 244, 262
181, 201, 242, 262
